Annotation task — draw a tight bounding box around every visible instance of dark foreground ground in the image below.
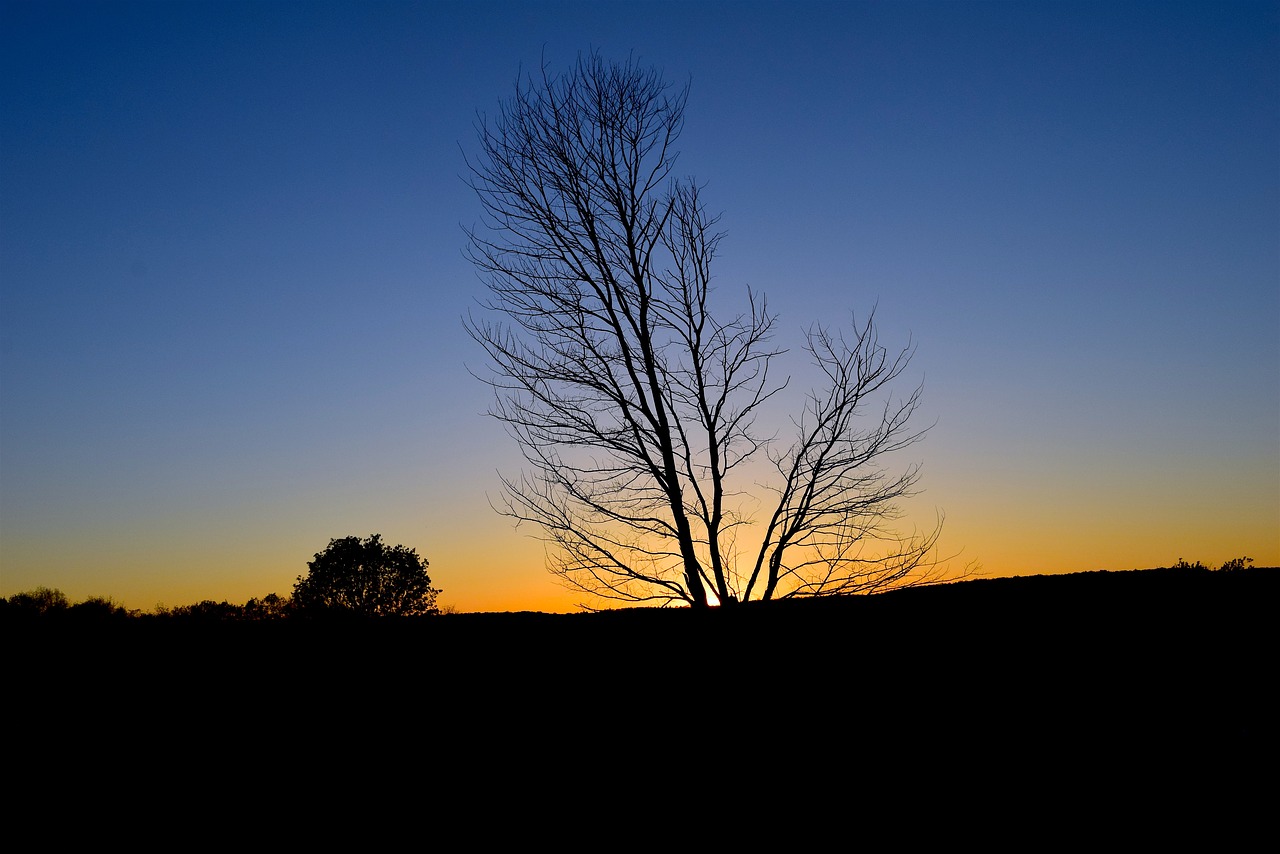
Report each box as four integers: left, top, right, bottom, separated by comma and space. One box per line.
7, 566, 1275, 827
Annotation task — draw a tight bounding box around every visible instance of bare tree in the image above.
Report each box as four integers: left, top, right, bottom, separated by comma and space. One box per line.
464, 52, 957, 609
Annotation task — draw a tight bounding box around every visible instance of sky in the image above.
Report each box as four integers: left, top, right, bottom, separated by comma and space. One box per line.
2, 0, 1277, 613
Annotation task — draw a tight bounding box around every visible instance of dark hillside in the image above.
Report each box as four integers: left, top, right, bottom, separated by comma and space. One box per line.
7, 566, 1274, 788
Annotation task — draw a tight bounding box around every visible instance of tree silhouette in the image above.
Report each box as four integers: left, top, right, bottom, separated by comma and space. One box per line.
464, 52, 957, 608
292, 535, 439, 617
68, 595, 132, 620
242, 592, 290, 620
3, 586, 70, 618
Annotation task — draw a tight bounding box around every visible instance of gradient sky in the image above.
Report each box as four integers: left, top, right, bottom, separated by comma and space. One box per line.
2, 0, 1277, 613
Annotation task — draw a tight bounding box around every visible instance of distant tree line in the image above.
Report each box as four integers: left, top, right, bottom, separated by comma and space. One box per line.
1, 553, 1260, 622
1169, 556, 1254, 573
1, 533, 441, 622
1, 586, 138, 621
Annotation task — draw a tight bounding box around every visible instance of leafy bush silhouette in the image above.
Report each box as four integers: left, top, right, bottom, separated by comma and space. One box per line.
292, 534, 439, 617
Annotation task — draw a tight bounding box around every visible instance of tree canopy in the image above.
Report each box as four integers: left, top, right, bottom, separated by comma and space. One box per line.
292, 534, 439, 617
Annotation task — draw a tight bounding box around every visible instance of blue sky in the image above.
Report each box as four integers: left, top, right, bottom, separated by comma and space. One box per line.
2, 0, 1277, 612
